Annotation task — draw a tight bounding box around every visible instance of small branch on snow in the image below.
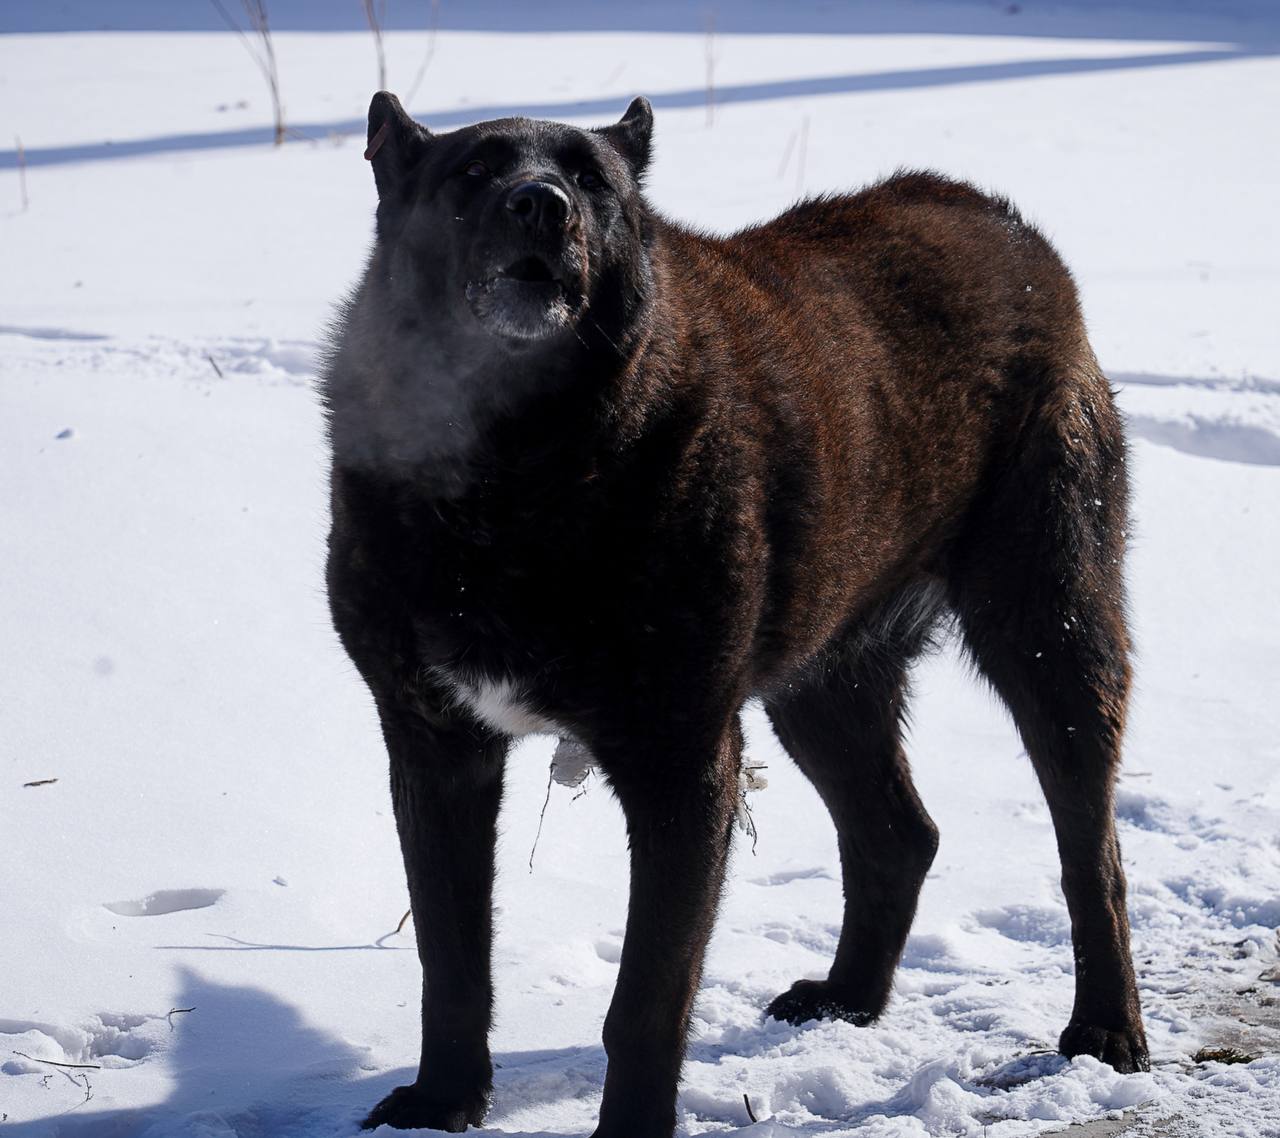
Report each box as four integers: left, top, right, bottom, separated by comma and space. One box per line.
743, 1092, 757, 1123
205, 353, 224, 378
166, 1006, 196, 1030
372, 909, 413, 949
12, 1051, 101, 1071
22, 778, 58, 788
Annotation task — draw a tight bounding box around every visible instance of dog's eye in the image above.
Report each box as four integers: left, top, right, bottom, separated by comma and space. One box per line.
577, 169, 606, 191
462, 160, 489, 178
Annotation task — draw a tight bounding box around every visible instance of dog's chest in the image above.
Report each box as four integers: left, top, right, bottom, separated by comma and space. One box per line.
432, 664, 597, 790
432, 668, 557, 737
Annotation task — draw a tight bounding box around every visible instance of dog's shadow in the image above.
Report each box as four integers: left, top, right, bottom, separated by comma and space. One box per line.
1, 968, 588, 1138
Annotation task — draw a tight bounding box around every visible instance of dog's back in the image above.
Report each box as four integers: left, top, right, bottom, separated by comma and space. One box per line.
612, 170, 1122, 689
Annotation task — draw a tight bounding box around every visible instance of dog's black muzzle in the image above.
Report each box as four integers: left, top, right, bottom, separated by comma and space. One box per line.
505, 180, 573, 236
465, 180, 586, 342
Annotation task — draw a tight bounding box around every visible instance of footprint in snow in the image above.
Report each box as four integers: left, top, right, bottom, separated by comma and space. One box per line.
594, 937, 623, 964
0, 1012, 156, 1071
103, 888, 225, 917
748, 866, 833, 887
972, 903, 1071, 947
1113, 787, 1175, 832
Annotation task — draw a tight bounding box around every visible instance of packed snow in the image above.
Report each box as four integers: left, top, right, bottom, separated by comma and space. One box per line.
2, 2, 1278, 1136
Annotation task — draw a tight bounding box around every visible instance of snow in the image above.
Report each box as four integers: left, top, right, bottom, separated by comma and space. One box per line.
2, 2, 1278, 1135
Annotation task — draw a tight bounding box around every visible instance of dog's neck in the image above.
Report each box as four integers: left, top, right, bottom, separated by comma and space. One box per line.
325, 311, 649, 508
325, 238, 667, 503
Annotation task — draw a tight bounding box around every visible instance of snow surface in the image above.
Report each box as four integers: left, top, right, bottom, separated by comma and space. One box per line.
2, 2, 1278, 1135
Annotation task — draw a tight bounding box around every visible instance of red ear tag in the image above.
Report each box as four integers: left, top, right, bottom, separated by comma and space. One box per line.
364, 121, 391, 161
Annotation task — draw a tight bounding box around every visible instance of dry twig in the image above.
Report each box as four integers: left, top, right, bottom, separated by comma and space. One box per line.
403, 0, 441, 108
528, 761, 555, 872
210, 0, 286, 145
22, 778, 58, 788
13, 1051, 101, 1071
166, 1006, 196, 1030
362, 0, 387, 92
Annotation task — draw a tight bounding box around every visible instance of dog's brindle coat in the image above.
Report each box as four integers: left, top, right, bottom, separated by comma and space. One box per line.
324, 92, 1147, 1134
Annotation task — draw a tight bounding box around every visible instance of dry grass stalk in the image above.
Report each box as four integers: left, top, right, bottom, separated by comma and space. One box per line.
211, 0, 286, 146
362, 0, 387, 92
403, 0, 441, 108
795, 114, 810, 197
15, 135, 28, 210
704, 9, 717, 127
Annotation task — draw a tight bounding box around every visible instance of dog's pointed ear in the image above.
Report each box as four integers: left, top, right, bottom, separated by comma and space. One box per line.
365, 91, 431, 199
596, 96, 653, 178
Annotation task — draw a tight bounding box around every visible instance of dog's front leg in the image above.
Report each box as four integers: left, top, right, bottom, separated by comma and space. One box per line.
592, 720, 741, 1138
362, 704, 507, 1133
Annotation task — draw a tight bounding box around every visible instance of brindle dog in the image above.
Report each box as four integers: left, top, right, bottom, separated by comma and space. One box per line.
323, 92, 1147, 1135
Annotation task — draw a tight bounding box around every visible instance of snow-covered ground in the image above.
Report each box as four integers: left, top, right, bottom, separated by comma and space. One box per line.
2, 3, 1278, 1135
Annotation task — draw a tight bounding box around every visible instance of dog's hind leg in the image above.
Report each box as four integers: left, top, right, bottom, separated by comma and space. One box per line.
763, 581, 943, 1027
948, 371, 1148, 1073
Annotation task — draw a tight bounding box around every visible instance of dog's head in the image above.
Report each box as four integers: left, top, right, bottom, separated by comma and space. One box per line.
364, 92, 653, 347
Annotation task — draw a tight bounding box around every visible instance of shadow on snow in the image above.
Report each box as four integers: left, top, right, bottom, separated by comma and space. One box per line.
2, 0, 1278, 41
0, 47, 1269, 170
1, 968, 598, 1138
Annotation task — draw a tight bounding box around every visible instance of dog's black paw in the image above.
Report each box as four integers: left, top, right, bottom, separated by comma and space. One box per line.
765, 978, 879, 1027
361, 1083, 490, 1132
1059, 1020, 1150, 1073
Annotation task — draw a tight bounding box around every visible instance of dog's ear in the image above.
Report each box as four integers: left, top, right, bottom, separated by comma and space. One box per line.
365, 91, 431, 200
595, 97, 653, 178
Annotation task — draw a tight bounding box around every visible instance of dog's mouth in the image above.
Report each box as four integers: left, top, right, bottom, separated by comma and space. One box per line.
465, 253, 582, 341
500, 255, 558, 286
466, 254, 566, 297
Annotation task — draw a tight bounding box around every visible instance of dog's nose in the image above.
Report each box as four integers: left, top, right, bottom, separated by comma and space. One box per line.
506, 180, 572, 231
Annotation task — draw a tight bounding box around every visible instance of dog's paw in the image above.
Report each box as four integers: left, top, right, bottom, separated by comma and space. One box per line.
1059, 1020, 1150, 1073
361, 1083, 490, 1132
765, 978, 879, 1027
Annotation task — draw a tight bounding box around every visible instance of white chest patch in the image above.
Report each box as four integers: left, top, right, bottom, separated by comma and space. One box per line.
433, 668, 558, 738
432, 668, 599, 788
